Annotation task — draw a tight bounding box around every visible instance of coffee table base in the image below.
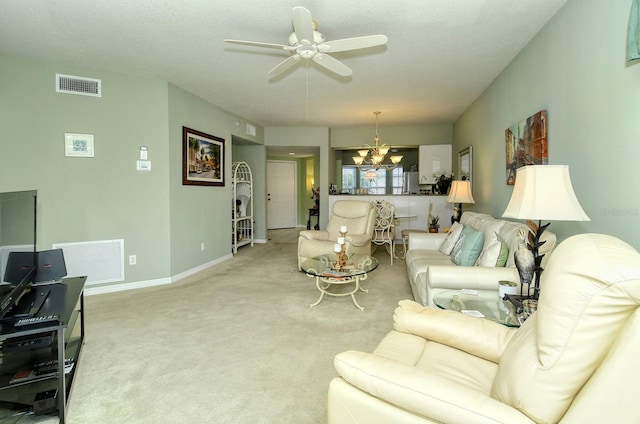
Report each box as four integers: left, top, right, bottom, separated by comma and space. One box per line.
309, 274, 369, 311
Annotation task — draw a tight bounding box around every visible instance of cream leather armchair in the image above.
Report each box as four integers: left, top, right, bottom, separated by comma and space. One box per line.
329, 233, 640, 423
298, 200, 376, 271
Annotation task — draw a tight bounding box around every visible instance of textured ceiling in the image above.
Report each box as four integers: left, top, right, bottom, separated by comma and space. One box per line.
1, 0, 567, 128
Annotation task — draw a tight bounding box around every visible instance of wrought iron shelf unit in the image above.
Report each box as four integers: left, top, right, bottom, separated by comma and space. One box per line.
232, 162, 254, 253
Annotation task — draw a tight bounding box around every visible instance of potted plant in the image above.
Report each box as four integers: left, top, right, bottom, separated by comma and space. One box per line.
429, 215, 440, 233
433, 172, 454, 195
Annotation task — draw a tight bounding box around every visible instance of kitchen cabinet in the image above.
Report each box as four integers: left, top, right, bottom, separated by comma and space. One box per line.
328, 195, 453, 242
419, 145, 452, 184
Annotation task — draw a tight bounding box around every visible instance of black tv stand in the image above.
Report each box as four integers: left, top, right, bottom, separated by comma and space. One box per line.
0, 277, 85, 423
0, 287, 51, 323
22, 287, 51, 317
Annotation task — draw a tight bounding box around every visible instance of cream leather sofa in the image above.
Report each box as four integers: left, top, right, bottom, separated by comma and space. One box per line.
329, 233, 640, 423
298, 200, 376, 270
406, 211, 556, 306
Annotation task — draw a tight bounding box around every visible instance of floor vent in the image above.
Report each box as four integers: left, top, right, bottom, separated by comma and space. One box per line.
53, 239, 124, 285
56, 73, 102, 97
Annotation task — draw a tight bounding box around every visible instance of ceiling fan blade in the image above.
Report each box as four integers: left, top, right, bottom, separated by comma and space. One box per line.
292, 6, 314, 43
269, 54, 301, 77
312, 53, 352, 77
224, 39, 294, 51
319, 35, 388, 53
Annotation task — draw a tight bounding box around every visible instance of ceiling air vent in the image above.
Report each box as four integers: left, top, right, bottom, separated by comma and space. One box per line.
56, 73, 102, 97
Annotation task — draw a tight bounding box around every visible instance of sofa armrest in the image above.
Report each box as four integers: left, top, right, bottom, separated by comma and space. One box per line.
407, 232, 447, 250
346, 233, 372, 247
333, 350, 534, 424
426, 266, 521, 291
392, 300, 515, 363
298, 230, 330, 241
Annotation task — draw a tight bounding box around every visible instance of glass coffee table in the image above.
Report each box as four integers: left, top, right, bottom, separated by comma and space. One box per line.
301, 254, 378, 311
433, 289, 522, 327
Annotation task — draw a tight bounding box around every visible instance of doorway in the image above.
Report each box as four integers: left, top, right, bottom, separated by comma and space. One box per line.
267, 160, 297, 229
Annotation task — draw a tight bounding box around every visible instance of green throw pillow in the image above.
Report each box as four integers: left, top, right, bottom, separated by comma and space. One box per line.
452, 226, 485, 266
476, 235, 509, 267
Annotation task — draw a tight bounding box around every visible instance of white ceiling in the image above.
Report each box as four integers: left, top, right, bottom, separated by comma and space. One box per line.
1, 0, 567, 128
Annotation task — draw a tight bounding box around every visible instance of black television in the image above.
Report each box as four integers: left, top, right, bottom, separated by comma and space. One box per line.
0, 190, 37, 319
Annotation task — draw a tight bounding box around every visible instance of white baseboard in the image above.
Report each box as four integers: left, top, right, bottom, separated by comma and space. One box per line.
84, 253, 234, 296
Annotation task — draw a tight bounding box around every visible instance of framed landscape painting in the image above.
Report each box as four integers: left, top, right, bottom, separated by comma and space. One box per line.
182, 126, 225, 186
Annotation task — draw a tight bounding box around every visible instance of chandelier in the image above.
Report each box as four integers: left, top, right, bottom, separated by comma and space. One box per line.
352, 112, 402, 174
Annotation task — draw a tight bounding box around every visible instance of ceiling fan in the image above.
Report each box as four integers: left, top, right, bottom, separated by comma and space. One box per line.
224, 6, 388, 78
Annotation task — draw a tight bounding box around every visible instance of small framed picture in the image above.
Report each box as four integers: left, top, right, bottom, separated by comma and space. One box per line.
65, 133, 95, 157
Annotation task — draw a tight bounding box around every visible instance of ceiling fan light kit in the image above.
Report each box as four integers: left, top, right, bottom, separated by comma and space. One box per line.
223, 6, 388, 78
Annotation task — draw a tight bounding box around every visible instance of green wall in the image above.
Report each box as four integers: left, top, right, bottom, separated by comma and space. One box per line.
331, 124, 452, 148
0, 55, 266, 289
167, 84, 266, 276
453, 0, 640, 249
0, 55, 172, 284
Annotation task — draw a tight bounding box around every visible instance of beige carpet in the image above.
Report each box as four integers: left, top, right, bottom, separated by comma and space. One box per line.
58, 234, 412, 423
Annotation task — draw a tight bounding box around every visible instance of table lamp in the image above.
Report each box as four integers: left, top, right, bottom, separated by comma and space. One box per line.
446, 180, 475, 224
502, 165, 590, 299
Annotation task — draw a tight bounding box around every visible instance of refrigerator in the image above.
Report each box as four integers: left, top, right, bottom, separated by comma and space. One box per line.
403, 172, 419, 194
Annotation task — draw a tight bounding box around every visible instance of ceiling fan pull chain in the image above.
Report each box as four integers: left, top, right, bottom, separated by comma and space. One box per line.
306, 61, 310, 121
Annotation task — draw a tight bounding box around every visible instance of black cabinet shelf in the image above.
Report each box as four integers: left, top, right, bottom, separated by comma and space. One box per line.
0, 277, 86, 423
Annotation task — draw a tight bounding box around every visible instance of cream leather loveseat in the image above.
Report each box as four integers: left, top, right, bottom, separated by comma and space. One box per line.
406, 211, 556, 306
329, 233, 640, 423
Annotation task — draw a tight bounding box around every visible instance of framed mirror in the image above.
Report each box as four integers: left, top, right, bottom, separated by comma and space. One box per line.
458, 146, 472, 185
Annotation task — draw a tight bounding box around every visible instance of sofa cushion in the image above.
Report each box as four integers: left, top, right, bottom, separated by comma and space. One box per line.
438, 222, 464, 255
475, 236, 509, 267
475, 219, 506, 252
452, 226, 485, 266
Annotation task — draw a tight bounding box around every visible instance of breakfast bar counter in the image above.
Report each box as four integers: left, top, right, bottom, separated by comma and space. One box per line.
328, 195, 453, 239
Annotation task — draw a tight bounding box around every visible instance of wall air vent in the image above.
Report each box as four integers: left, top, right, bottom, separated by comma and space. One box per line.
56, 73, 102, 97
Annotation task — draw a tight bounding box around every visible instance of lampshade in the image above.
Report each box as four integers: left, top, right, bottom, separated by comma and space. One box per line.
446, 180, 475, 204
352, 156, 364, 165
502, 165, 590, 221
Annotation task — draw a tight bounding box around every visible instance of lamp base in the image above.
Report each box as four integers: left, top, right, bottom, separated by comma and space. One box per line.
527, 219, 550, 300
451, 203, 462, 224
504, 294, 526, 314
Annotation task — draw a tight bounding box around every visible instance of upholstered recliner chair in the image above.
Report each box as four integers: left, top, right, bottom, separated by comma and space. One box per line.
329, 233, 640, 423
298, 200, 376, 271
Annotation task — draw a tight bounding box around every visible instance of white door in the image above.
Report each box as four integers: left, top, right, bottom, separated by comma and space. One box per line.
267, 160, 296, 229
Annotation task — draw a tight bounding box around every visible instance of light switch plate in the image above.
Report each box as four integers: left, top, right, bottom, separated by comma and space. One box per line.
136, 160, 151, 171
